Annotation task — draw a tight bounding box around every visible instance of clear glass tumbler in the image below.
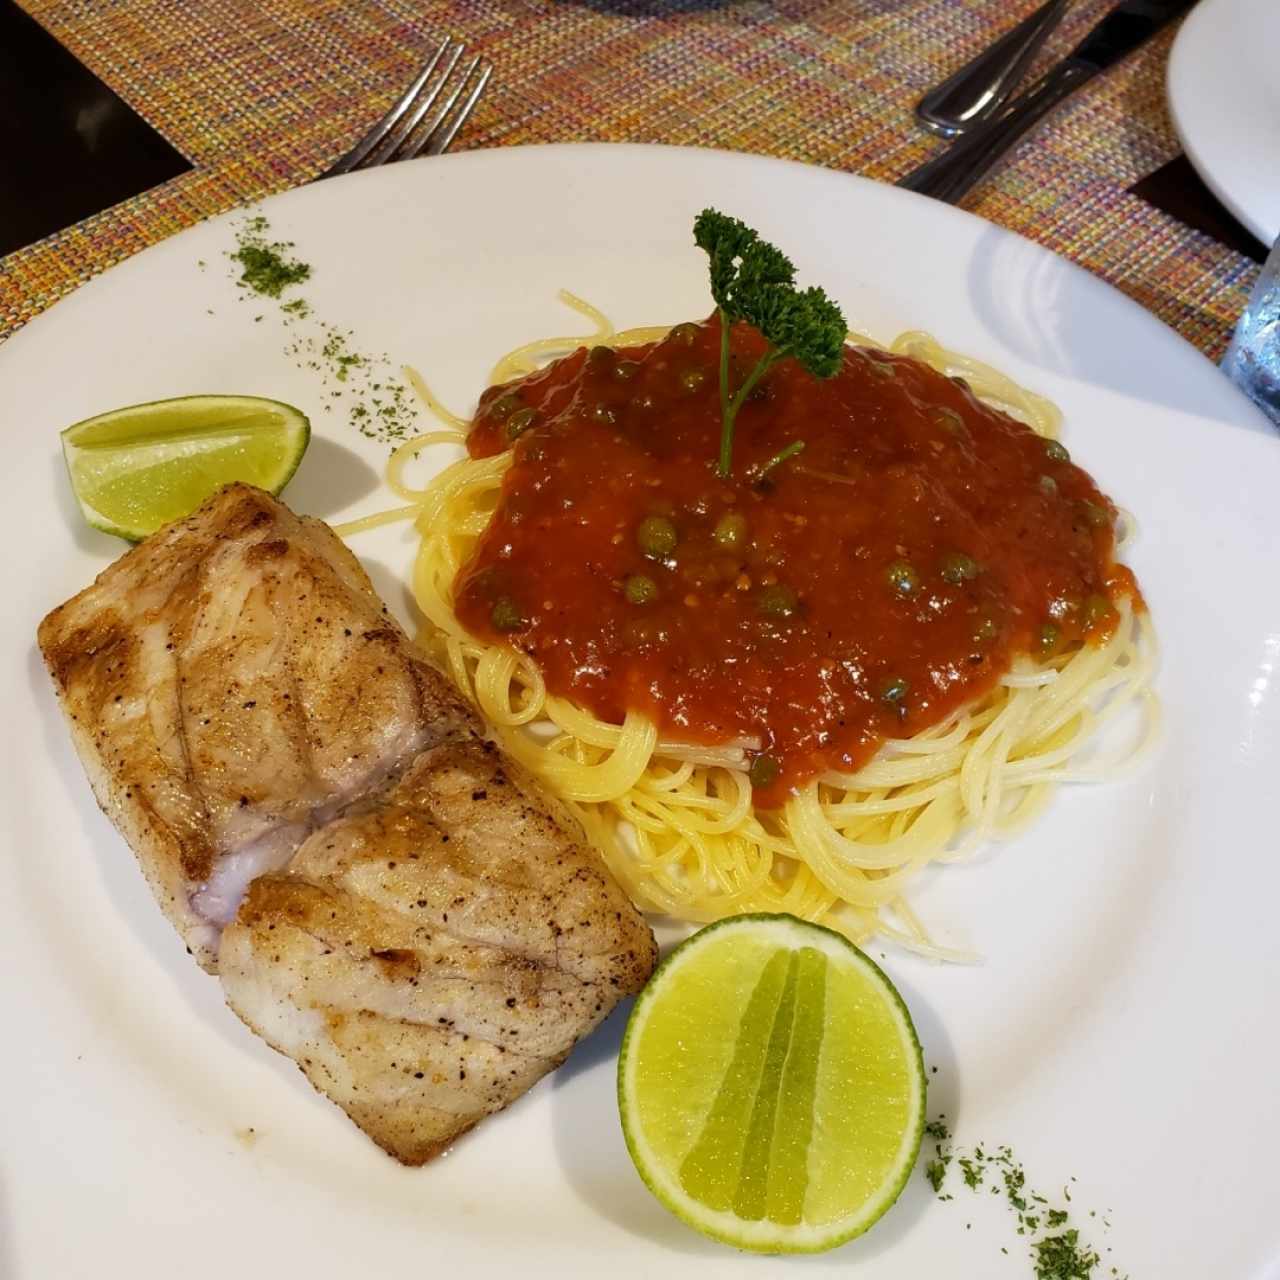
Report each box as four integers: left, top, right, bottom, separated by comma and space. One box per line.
1223, 234, 1280, 428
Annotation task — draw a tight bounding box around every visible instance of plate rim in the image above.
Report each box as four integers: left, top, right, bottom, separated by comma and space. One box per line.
0, 140, 1258, 413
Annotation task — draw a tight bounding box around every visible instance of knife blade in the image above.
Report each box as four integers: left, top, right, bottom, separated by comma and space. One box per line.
899, 0, 1200, 203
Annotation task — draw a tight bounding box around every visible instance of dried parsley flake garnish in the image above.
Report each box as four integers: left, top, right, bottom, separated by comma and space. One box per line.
1032, 1228, 1101, 1279
224, 213, 419, 444
921, 1118, 1124, 1280
230, 216, 311, 297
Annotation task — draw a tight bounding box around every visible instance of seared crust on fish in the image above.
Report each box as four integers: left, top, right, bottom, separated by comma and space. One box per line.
220, 740, 656, 1163
38, 484, 657, 1160
38, 484, 475, 968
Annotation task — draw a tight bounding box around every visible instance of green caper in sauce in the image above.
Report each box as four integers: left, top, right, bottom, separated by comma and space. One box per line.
1082, 593, 1113, 630
712, 511, 748, 551
491, 597, 526, 632
1039, 474, 1058, 496
757, 584, 799, 619
680, 367, 708, 392
1078, 500, 1110, 529
748, 753, 780, 789
636, 515, 678, 559
624, 574, 658, 605
491, 391, 522, 421
505, 407, 536, 441
587, 344, 614, 366
929, 406, 965, 434
1044, 439, 1070, 463
614, 360, 639, 381
885, 559, 919, 596
669, 322, 698, 346
880, 676, 909, 706
939, 552, 979, 584
1038, 622, 1060, 654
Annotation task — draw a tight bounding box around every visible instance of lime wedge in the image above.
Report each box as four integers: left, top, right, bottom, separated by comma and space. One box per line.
618, 914, 925, 1254
60, 394, 310, 541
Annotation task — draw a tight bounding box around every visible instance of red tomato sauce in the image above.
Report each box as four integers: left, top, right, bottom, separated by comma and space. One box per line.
455, 316, 1138, 807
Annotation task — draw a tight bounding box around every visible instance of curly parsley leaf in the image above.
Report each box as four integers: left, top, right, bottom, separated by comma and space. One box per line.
692, 208, 847, 476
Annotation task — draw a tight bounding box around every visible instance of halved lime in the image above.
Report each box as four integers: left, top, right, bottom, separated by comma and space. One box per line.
618, 914, 925, 1254
60, 394, 310, 540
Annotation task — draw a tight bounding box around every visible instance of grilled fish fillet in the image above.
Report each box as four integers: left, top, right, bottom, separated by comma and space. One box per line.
38, 483, 656, 1160
221, 738, 654, 1163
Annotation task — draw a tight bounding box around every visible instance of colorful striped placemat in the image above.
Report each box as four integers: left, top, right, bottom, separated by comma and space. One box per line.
0, 0, 1258, 358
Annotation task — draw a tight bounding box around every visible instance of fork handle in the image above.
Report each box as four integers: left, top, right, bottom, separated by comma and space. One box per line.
899, 60, 1094, 204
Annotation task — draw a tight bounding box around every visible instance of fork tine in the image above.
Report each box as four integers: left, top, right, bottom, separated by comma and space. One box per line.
423, 60, 491, 157
398, 54, 484, 163
377, 41, 466, 165
323, 36, 451, 177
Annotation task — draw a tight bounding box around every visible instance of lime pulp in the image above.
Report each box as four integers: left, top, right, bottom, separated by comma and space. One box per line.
617, 913, 926, 1254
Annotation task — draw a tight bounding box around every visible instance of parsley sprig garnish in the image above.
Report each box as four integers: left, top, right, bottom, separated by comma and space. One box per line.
750, 438, 806, 486
693, 209, 847, 477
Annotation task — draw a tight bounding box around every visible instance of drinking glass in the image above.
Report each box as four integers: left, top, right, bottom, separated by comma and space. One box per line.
1223, 233, 1280, 428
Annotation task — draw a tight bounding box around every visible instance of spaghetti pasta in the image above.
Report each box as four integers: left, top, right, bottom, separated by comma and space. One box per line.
343, 294, 1157, 960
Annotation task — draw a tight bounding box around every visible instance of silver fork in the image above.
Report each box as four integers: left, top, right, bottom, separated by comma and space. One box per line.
322, 37, 492, 178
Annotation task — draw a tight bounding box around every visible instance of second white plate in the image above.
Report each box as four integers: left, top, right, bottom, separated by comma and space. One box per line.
1169, 0, 1280, 247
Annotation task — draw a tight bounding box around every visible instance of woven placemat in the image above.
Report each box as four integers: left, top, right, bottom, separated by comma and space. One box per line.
0, 0, 1258, 358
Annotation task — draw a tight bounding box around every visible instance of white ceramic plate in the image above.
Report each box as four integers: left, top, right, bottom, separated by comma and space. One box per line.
1169, 0, 1280, 247
4, 145, 1279, 1279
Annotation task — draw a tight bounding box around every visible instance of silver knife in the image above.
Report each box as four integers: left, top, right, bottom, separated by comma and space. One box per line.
899, 0, 1199, 203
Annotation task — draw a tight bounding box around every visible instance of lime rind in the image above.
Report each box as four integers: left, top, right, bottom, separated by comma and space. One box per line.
60, 394, 310, 541
618, 913, 926, 1255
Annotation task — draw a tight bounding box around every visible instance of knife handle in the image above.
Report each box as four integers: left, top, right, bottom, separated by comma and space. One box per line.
898, 61, 1093, 204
